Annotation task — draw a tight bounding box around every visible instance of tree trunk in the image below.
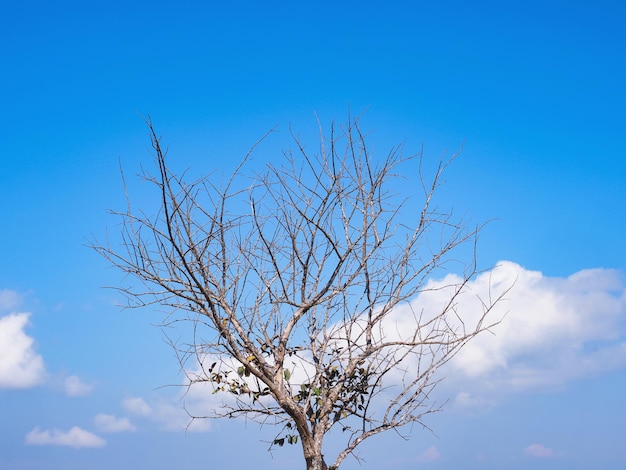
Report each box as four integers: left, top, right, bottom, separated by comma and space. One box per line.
305, 455, 329, 470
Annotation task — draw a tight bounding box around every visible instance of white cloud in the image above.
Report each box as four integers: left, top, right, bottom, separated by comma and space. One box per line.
452, 391, 495, 411
154, 400, 211, 432
122, 396, 152, 416
94, 414, 136, 432
116, 261, 626, 428
123, 395, 211, 431
64, 375, 94, 397
416, 446, 440, 463
427, 261, 626, 395
25, 426, 106, 448
300, 260, 624, 412
525, 443, 555, 458
0, 313, 46, 388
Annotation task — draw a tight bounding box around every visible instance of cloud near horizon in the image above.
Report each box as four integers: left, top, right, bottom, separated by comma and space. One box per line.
123, 395, 211, 432
111, 261, 626, 432
65, 375, 95, 397
25, 426, 106, 448
525, 443, 555, 458
1, 262, 615, 440
94, 414, 136, 433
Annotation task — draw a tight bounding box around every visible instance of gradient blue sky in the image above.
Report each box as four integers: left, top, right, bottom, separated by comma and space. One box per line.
1, 1, 625, 469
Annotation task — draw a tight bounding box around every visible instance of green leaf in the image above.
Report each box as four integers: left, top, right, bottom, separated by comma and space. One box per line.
284, 369, 291, 381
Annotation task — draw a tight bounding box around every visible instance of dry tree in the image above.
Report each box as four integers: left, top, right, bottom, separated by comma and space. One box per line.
93, 116, 504, 470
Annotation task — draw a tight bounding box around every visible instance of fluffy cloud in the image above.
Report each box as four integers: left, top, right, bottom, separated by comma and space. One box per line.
122, 397, 152, 416
443, 261, 626, 394
117, 262, 625, 426
25, 426, 106, 448
308, 260, 624, 410
94, 414, 136, 432
64, 375, 94, 397
525, 443, 555, 458
0, 312, 46, 388
123, 395, 211, 432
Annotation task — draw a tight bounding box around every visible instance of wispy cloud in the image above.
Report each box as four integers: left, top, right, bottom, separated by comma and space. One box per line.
25, 427, 106, 448
525, 443, 555, 458
0, 289, 22, 311
416, 446, 441, 463
452, 391, 495, 411
123, 395, 211, 432
64, 375, 94, 397
0, 312, 46, 389
94, 414, 136, 432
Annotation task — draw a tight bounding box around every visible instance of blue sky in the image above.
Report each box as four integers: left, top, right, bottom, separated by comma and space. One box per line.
1, 0, 625, 468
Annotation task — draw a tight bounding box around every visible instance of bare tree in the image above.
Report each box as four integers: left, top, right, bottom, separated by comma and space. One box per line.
94, 116, 503, 470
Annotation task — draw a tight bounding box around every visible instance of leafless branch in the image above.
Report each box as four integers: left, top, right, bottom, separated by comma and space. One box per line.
92, 116, 504, 470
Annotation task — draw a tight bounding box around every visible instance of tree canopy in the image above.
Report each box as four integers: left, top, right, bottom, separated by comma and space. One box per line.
94, 116, 504, 470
